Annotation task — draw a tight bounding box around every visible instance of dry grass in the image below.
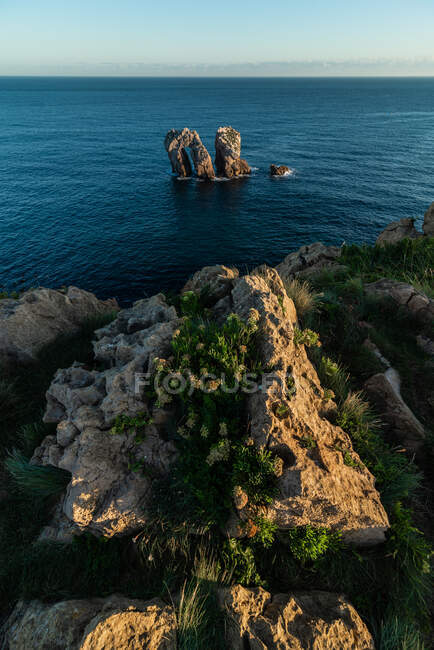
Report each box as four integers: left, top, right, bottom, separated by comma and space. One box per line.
283, 277, 321, 319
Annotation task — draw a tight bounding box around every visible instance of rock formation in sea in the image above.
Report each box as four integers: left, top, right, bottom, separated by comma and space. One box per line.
164, 128, 215, 179
215, 126, 251, 178
270, 164, 290, 176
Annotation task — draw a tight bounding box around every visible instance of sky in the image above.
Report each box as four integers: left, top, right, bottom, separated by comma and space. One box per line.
1, 0, 434, 76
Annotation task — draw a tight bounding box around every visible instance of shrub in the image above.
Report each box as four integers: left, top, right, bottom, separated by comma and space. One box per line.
286, 526, 343, 564
293, 327, 321, 348
231, 444, 277, 506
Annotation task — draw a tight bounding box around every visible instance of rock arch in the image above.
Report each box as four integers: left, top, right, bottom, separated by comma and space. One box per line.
164, 128, 215, 179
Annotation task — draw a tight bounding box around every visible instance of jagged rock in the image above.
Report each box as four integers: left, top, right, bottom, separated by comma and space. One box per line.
215, 126, 251, 178
423, 202, 434, 237
34, 294, 180, 537
0, 287, 118, 368
376, 217, 421, 246
277, 242, 345, 280
220, 585, 375, 649
226, 267, 389, 545
164, 128, 214, 179
182, 264, 239, 301
0, 595, 176, 650
365, 279, 434, 327
270, 164, 290, 176
364, 372, 425, 451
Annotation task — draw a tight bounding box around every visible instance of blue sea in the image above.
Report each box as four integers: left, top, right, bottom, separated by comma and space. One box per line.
0, 77, 433, 304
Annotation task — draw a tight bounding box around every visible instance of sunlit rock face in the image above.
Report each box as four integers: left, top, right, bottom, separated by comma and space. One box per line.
164, 128, 215, 179
213, 266, 389, 546
215, 126, 251, 178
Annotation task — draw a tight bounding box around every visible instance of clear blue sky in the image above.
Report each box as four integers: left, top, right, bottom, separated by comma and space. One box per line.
1, 0, 434, 75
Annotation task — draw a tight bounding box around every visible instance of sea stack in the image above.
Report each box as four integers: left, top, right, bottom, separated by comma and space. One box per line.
164, 128, 215, 179
215, 126, 251, 178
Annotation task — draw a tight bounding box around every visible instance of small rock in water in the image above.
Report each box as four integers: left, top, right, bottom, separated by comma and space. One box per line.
270, 164, 290, 176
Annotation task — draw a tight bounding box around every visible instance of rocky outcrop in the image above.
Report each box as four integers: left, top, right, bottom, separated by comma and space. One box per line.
220, 267, 389, 545
0, 287, 118, 369
1, 595, 176, 650
277, 242, 344, 280
33, 294, 180, 538
423, 201, 434, 237
164, 128, 215, 179
182, 264, 239, 301
220, 585, 375, 649
376, 217, 421, 246
270, 164, 290, 176
215, 126, 251, 178
365, 279, 434, 327
1, 588, 374, 650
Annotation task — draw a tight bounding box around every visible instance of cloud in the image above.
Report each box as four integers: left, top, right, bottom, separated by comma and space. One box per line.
1, 58, 434, 76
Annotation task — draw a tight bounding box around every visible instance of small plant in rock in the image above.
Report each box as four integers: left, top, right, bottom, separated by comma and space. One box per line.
221, 538, 262, 586
300, 435, 317, 449
293, 327, 321, 348
274, 402, 290, 419
110, 412, 151, 441
286, 374, 297, 398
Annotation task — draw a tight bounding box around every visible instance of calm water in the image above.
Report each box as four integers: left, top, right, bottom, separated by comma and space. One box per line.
0, 77, 433, 304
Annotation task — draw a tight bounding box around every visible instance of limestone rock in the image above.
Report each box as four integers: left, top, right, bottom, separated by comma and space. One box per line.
164, 128, 214, 179
215, 126, 251, 178
376, 217, 421, 246
364, 371, 425, 451
35, 294, 180, 537
1, 595, 176, 650
182, 264, 239, 301
277, 242, 344, 280
0, 287, 118, 369
423, 201, 434, 237
229, 267, 389, 545
220, 585, 375, 650
270, 164, 290, 176
365, 279, 434, 327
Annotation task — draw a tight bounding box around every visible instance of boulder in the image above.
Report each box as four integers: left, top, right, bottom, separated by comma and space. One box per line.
376, 217, 421, 246
0, 287, 118, 369
0, 595, 176, 650
182, 264, 239, 301
277, 242, 344, 280
220, 585, 375, 649
164, 128, 215, 179
365, 279, 434, 327
215, 126, 251, 178
364, 371, 425, 451
226, 267, 389, 545
270, 164, 290, 176
423, 202, 434, 237
34, 294, 180, 538
1, 588, 374, 650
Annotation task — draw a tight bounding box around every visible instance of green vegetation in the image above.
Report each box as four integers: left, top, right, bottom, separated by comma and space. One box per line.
5, 449, 71, 497
286, 526, 342, 563
1, 239, 433, 647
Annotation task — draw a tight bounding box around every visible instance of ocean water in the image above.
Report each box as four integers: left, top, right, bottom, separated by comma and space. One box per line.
0, 77, 433, 304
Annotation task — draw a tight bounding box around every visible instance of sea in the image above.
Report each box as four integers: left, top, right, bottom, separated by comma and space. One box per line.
0, 76, 433, 305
